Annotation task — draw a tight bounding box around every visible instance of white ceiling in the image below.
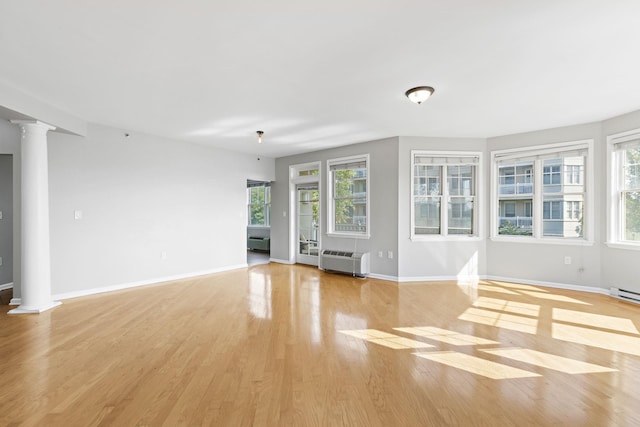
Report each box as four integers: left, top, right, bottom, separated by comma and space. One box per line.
2, 1, 640, 158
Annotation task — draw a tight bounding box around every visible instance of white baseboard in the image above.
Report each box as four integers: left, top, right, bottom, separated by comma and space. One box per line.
367, 273, 399, 282
9, 297, 20, 305
484, 275, 609, 295
270, 258, 295, 265
0, 282, 13, 291
397, 275, 481, 285
52, 264, 248, 301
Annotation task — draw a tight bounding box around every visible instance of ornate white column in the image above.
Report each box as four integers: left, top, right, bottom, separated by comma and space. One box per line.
9, 120, 61, 314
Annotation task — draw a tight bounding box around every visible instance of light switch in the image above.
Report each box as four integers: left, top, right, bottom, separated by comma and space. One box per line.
0, 211, 3, 219
74, 210, 83, 220
387, 251, 394, 259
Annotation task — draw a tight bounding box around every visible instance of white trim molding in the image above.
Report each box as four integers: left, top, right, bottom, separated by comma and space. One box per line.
0, 282, 13, 291
51, 264, 248, 301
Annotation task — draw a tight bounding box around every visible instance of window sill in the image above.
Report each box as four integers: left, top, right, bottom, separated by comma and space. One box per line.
411, 235, 483, 242
490, 236, 594, 246
327, 232, 370, 240
605, 242, 640, 251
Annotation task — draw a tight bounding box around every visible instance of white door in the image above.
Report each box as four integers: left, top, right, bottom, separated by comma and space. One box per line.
296, 184, 319, 266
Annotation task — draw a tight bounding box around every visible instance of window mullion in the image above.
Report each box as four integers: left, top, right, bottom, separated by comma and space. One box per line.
441, 166, 448, 236
533, 159, 543, 238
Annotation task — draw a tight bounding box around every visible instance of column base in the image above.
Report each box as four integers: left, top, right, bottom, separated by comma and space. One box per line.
8, 301, 62, 314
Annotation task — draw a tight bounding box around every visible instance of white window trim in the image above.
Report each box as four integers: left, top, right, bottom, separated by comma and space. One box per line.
410, 150, 483, 241
247, 183, 271, 228
606, 128, 640, 249
327, 154, 370, 239
290, 161, 321, 180
490, 140, 594, 245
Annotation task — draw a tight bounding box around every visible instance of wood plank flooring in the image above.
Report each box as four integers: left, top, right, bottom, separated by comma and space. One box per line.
1, 263, 639, 426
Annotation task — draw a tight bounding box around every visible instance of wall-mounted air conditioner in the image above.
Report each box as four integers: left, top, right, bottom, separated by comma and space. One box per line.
320, 250, 370, 278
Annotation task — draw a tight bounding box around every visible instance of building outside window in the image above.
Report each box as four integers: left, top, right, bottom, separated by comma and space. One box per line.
492, 140, 592, 241
327, 155, 369, 237
411, 152, 480, 238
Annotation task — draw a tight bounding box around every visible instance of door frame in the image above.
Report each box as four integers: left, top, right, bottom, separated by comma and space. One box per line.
288, 162, 321, 265
296, 183, 320, 266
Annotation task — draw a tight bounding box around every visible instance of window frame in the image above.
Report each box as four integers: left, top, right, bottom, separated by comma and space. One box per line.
247, 182, 271, 227
327, 154, 370, 239
490, 140, 594, 245
410, 151, 482, 241
607, 128, 640, 250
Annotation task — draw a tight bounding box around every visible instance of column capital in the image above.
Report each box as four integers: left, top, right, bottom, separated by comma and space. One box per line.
10, 120, 56, 132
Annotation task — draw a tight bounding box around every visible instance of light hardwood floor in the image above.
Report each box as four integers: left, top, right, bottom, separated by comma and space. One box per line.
1, 263, 639, 426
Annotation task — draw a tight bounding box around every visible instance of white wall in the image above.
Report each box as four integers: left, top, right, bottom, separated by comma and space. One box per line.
0, 154, 13, 285
601, 109, 640, 293
398, 137, 487, 282
46, 124, 274, 296
486, 122, 604, 289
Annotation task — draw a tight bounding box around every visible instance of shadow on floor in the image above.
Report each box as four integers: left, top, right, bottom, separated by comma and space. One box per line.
247, 250, 270, 266
0, 288, 13, 305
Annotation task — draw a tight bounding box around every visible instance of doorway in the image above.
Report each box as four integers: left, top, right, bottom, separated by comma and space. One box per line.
0, 154, 13, 294
296, 183, 319, 266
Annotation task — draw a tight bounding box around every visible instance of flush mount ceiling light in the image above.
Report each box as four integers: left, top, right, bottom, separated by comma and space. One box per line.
256, 130, 264, 143
405, 86, 435, 104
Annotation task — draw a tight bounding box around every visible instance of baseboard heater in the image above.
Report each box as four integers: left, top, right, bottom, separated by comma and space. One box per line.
610, 287, 640, 305
320, 250, 370, 278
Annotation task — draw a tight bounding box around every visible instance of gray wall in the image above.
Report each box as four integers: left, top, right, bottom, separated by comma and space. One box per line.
601, 109, 640, 293
272, 137, 399, 278
0, 154, 13, 285
45, 124, 274, 295
486, 122, 604, 288
0, 120, 20, 294
398, 136, 487, 281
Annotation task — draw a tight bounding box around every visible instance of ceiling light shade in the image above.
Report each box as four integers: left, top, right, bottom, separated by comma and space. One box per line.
405, 86, 435, 104
257, 130, 264, 143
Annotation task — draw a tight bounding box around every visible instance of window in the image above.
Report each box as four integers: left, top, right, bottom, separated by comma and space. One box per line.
608, 130, 640, 246
247, 181, 270, 226
492, 140, 592, 241
411, 152, 480, 238
327, 155, 369, 237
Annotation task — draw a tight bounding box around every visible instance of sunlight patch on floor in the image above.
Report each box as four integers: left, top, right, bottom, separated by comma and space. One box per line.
414, 351, 541, 380
477, 284, 520, 295
484, 281, 548, 292
552, 308, 640, 334
458, 307, 539, 334
472, 297, 540, 317
393, 326, 499, 346
339, 329, 434, 350
552, 323, 640, 356
518, 290, 590, 305
481, 348, 617, 374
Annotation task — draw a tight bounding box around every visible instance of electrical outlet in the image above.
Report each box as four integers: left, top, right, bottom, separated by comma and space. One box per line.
0, 257, 2, 266
74, 210, 83, 220
387, 251, 394, 259
378, 251, 383, 258
564, 256, 572, 265
0, 211, 3, 219
161, 251, 167, 260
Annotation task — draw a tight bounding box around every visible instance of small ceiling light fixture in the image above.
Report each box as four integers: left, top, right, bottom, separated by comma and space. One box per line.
256, 130, 264, 143
405, 86, 435, 104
